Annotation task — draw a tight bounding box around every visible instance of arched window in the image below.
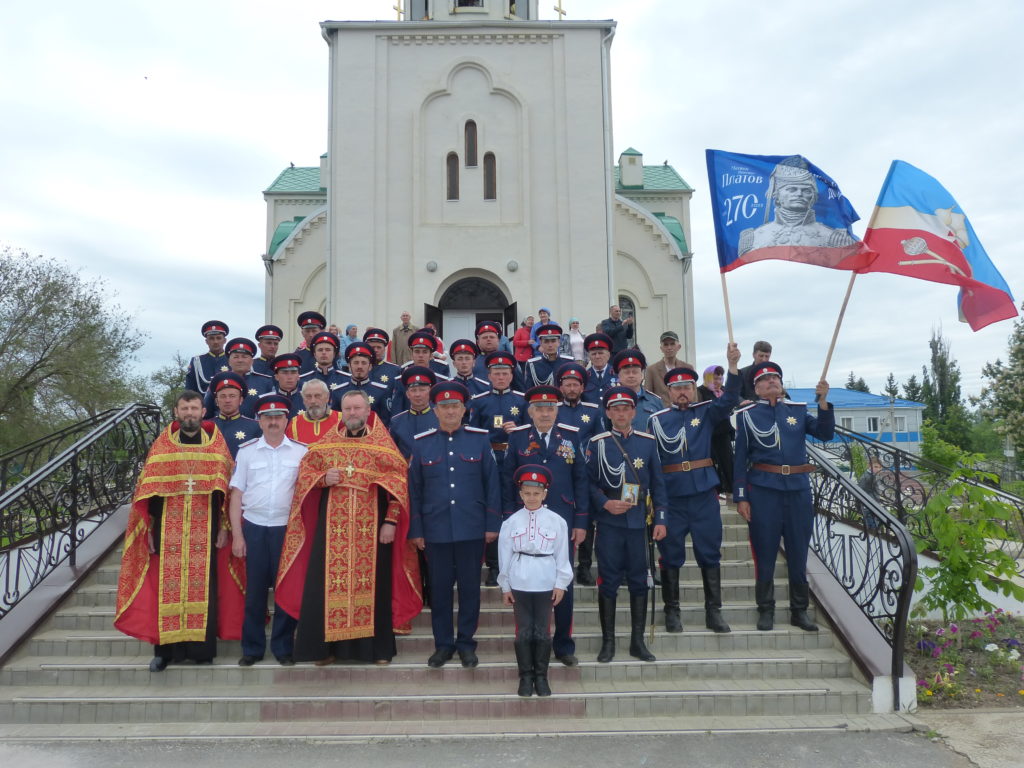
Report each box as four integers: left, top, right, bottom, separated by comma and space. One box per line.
446, 152, 459, 201
483, 152, 497, 200
618, 294, 636, 339
465, 121, 478, 167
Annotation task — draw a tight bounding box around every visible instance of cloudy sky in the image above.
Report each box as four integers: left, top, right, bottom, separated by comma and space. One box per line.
2, 0, 1021, 397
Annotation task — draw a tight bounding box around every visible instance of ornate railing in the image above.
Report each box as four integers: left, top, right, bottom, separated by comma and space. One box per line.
807, 441, 918, 709
0, 409, 121, 494
0, 403, 162, 619
814, 426, 1024, 570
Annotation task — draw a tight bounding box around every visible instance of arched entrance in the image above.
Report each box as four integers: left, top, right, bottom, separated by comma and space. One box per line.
426, 276, 517, 342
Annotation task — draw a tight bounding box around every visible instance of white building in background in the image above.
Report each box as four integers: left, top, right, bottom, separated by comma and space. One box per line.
262, 0, 695, 360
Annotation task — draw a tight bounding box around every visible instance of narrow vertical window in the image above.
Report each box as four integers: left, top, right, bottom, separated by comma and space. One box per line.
465, 121, 478, 167
446, 152, 459, 200
483, 152, 497, 200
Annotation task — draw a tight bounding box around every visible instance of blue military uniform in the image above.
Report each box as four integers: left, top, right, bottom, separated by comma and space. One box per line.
556, 400, 601, 448
733, 361, 834, 632
185, 320, 231, 393
389, 406, 438, 459
329, 375, 390, 418
260, 387, 304, 419
203, 371, 272, 419
524, 353, 575, 388
582, 333, 617, 404
252, 325, 284, 377
294, 311, 327, 374
450, 372, 490, 397
214, 414, 262, 458
631, 387, 663, 432
408, 383, 501, 665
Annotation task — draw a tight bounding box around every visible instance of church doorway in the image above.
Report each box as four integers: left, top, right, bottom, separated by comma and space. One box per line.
426, 276, 517, 343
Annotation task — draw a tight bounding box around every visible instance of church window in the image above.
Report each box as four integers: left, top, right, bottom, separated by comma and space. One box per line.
456, 0, 484, 7
483, 152, 497, 200
465, 120, 478, 167
446, 152, 460, 200
618, 294, 636, 338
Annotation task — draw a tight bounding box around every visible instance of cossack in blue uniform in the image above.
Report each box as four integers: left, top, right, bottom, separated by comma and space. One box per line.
447, 339, 490, 397
328, 342, 390, 423
264, 354, 306, 418
610, 349, 661, 432
387, 366, 438, 459
185, 320, 230, 393
294, 311, 326, 374
472, 320, 526, 391
252, 325, 284, 376
524, 323, 574, 388
302, 331, 347, 391
582, 333, 617, 405
214, 414, 262, 458
203, 367, 272, 420
363, 328, 402, 415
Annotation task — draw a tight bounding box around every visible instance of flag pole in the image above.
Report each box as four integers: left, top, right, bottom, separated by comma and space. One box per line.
820, 271, 858, 382
720, 272, 735, 344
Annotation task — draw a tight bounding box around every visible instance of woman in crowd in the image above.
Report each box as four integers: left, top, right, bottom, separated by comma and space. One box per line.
513, 316, 535, 364
560, 318, 586, 363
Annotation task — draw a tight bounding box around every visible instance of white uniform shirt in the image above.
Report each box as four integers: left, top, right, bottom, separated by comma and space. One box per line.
230, 436, 307, 527
497, 505, 572, 593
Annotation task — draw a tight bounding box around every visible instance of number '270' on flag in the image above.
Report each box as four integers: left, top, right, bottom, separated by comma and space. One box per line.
858, 160, 1017, 331
706, 150, 875, 273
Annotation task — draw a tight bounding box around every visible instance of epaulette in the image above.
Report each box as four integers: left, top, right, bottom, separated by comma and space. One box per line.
512, 389, 525, 396
555, 423, 579, 432
591, 431, 611, 441
237, 437, 260, 449
414, 428, 437, 440
651, 407, 671, 418
635, 431, 656, 440
579, 401, 600, 409
298, 370, 315, 379
283, 436, 305, 447
473, 376, 489, 385
390, 409, 410, 420
509, 423, 531, 432
249, 371, 272, 379
470, 391, 490, 400
435, 373, 452, 381
558, 354, 574, 360
782, 398, 807, 406
734, 402, 758, 414
400, 361, 413, 369
465, 426, 489, 434
527, 355, 542, 363
690, 399, 712, 408
370, 381, 388, 390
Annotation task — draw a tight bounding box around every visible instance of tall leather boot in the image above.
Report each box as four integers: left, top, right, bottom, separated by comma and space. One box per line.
701, 566, 731, 633
514, 637, 535, 697
628, 593, 656, 662
789, 581, 819, 632
755, 579, 775, 631
596, 593, 616, 663
661, 566, 682, 633
533, 637, 552, 697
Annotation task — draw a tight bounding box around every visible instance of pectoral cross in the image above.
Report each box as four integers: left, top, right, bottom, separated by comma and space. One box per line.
184, 476, 197, 495
393, 1, 404, 21
344, 463, 356, 479
554, 0, 567, 20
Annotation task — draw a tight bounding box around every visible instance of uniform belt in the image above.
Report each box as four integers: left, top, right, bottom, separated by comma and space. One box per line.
491, 442, 509, 451
516, 552, 553, 558
662, 458, 714, 473
752, 462, 817, 475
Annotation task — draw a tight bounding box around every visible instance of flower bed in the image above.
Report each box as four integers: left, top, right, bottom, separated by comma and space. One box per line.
908, 609, 1024, 708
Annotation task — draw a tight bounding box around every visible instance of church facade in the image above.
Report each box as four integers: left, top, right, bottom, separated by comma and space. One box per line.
262, 0, 695, 361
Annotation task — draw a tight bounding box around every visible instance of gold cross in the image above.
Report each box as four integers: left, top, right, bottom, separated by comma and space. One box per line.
554, 0, 567, 20
344, 463, 356, 478
184, 476, 197, 494
393, 1, 404, 21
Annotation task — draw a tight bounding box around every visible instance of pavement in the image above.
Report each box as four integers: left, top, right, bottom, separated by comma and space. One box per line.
914, 709, 1024, 768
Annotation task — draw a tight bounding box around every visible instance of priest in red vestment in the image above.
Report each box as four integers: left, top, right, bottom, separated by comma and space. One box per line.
276, 389, 422, 664
287, 378, 343, 445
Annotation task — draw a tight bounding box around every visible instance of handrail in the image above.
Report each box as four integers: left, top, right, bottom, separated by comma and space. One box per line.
0, 403, 162, 619
806, 441, 918, 711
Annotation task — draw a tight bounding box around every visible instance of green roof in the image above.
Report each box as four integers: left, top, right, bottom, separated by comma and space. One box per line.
614, 163, 693, 191
264, 167, 324, 194
620, 146, 642, 156
269, 216, 305, 256
653, 213, 689, 255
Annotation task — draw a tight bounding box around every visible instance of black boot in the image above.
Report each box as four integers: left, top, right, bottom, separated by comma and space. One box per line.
576, 564, 595, 586
533, 638, 552, 697
596, 593, 616, 663
661, 566, 682, 633
628, 593, 656, 662
701, 566, 731, 633
789, 582, 819, 632
755, 579, 775, 631
514, 638, 534, 697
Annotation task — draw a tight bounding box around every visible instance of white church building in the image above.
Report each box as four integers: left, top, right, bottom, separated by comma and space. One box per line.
262, 0, 695, 361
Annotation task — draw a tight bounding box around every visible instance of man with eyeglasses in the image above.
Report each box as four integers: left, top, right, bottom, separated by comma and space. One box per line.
646, 331, 689, 407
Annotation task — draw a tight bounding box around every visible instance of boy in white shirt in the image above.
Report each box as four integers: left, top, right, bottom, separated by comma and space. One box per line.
498, 465, 573, 697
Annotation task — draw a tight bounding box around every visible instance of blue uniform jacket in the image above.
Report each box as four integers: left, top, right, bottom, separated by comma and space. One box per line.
369, 360, 401, 415
733, 398, 835, 500
202, 371, 272, 419
450, 373, 491, 398
185, 352, 230, 394
556, 400, 601, 449
501, 423, 590, 529
586, 429, 668, 529
524, 354, 575, 388
303, 365, 349, 393
473, 357, 526, 391
329, 375, 390, 422
295, 348, 316, 374
213, 414, 262, 458
389, 407, 438, 459
252, 356, 275, 377
408, 426, 501, 543
648, 372, 740, 497
582, 366, 617, 404
260, 387, 305, 418
468, 389, 529, 444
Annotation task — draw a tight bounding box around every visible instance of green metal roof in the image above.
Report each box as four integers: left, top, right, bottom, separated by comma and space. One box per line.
614, 163, 693, 192
269, 216, 305, 256
264, 167, 325, 194
653, 213, 688, 255
620, 147, 642, 156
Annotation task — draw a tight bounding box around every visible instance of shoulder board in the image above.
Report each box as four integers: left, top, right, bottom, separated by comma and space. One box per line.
400, 361, 413, 369
470, 391, 490, 400
413, 428, 438, 440
237, 437, 260, 449
782, 399, 807, 406
555, 423, 579, 432
509, 423, 531, 433
527, 355, 542, 363
559, 354, 574, 360
299, 371, 315, 379
511, 390, 525, 397
370, 381, 388, 390
635, 431, 656, 440
283, 437, 306, 448
464, 426, 489, 434
590, 431, 611, 441
249, 371, 271, 379
690, 399, 712, 408
473, 376, 490, 385
734, 402, 758, 414
580, 401, 599, 409
651, 407, 671, 418
391, 409, 410, 420
435, 373, 451, 381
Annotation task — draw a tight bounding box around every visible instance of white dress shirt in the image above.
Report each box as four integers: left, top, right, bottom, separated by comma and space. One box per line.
497, 505, 572, 593
230, 436, 307, 527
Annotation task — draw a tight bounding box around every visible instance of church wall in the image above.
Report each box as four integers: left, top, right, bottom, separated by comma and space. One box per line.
265, 213, 328, 351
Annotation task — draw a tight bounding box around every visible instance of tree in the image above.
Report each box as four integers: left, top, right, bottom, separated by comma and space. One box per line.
844, 371, 870, 392
902, 374, 923, 403
0, 247, 147, 452
148, 352, 190, 419
920, 329, 972, 450
883, 372, 900, 399
979, 309, 1024, 456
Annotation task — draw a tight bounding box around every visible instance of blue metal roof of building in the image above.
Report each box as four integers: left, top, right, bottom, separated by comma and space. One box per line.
786, 388, 924, 409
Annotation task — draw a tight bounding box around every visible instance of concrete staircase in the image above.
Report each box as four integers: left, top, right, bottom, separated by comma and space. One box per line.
0, 507, 913, 739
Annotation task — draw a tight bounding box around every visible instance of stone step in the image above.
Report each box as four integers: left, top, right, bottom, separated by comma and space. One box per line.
0, 648, 852, 688
0, 677, 872, 724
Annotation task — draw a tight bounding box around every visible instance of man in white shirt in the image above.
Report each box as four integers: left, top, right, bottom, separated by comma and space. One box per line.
229, 394, 308, 666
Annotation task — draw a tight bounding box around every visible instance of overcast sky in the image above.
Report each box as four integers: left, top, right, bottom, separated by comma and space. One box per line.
2, 0, 1021, 397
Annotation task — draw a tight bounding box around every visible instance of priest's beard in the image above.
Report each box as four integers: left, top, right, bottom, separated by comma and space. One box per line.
344, 416, 367, 433
179, 416, 202, 435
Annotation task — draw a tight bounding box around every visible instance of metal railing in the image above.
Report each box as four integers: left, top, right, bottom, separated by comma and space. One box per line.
814, 426, 1024, 570
806, 441, 918, 710
0, 403, 162, 619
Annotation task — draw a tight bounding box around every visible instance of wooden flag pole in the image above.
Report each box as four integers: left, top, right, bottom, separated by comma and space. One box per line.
720, 272, 735, 344
820, 271, 858, 382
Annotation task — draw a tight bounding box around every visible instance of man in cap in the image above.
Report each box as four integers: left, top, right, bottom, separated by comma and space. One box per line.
208, 372, 263, 457
330, 342, 390, 423
287, 379, 342, 445
388, 366, 438, 459
600, 305, 634, 354
185, 320, 230, 394
586, 387, 668, 663
474, 320, 526, 391
524, 323, 574, 388
229, 394, 306, 667
468, 351, 529, 586
391, 311, 419, 367
202, 338, 273, 419
646, 331, 688, 407
647, 343, 741, 634
403, 330, 450, 378
294, 310, 327, 373
611, 349, 663, 432
303, 331, 348, 392
528, 307, 554, 354
503, 386, 589, 666
363, 327, 402, 415
733, 362, 833, 632
738, 340, 773, 402
252, 325, 284, 376
448, 339, 490, 397
408, 382, 501, 668
262, 354, 305, 418
582, 333, 617, 404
